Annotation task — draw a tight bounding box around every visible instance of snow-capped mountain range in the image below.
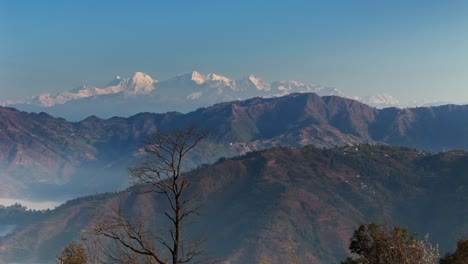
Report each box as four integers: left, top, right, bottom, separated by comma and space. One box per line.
3, 72, 157, 107
0, 71, 442, 120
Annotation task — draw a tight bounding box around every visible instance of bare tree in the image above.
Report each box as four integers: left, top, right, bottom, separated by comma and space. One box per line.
89, 126, 209, 264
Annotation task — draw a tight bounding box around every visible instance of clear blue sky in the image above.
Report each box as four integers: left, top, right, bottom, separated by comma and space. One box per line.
1, 0, 468, 103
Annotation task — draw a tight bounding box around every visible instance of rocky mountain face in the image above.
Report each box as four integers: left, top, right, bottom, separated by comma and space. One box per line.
2, 93, 468, 200
0, 145, 466, 263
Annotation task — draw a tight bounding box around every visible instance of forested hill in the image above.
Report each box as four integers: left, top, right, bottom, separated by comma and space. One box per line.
1, 145, 467, 263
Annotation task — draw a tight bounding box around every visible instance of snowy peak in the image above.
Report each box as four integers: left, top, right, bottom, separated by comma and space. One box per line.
357, 93, 401, 108
190, 71, 205, 84
166, 71, 234, 88
205, 73, 234, 86
248, 74, 270, 91
269, 80, 343, 98
126, 72, 156, 94
235, 74, 270, 91
170, 71, 206, 85
271, 80, 315, 93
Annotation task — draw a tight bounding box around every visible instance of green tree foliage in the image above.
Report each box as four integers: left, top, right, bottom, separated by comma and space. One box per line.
439, 239, 468, 264
341, 223, 439, 264
57, 241, 88, 264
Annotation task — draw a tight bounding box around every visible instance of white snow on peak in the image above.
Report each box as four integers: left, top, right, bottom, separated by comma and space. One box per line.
169, 72, 235, 90
272, 80, 310, 93
172, 71, 208, 85
269, 80, 339, 97
205, 73, 233, 85
127, 72, 156, 94
356, 93, 401, 108
246, 74, 270, 91
368, 93, 400, 105
371, 93, 400, 105
190, 71, 205, 84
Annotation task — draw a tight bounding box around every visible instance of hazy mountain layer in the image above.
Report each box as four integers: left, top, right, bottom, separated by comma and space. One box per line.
2, 93, 468, 200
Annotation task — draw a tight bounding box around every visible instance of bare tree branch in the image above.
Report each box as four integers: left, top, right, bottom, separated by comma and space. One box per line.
88, 126, 211, 264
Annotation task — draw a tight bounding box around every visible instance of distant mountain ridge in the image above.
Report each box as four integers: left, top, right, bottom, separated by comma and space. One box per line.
1, 71, 407, 120
2, 93, 468, 201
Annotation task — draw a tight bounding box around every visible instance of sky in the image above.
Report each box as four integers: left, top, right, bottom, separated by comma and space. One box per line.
1, 0, 468, 104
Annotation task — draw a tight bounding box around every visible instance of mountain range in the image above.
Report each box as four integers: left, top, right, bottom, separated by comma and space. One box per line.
0, 71, 412, 121
2, 92, 468, 202
0, 145, 466, 263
